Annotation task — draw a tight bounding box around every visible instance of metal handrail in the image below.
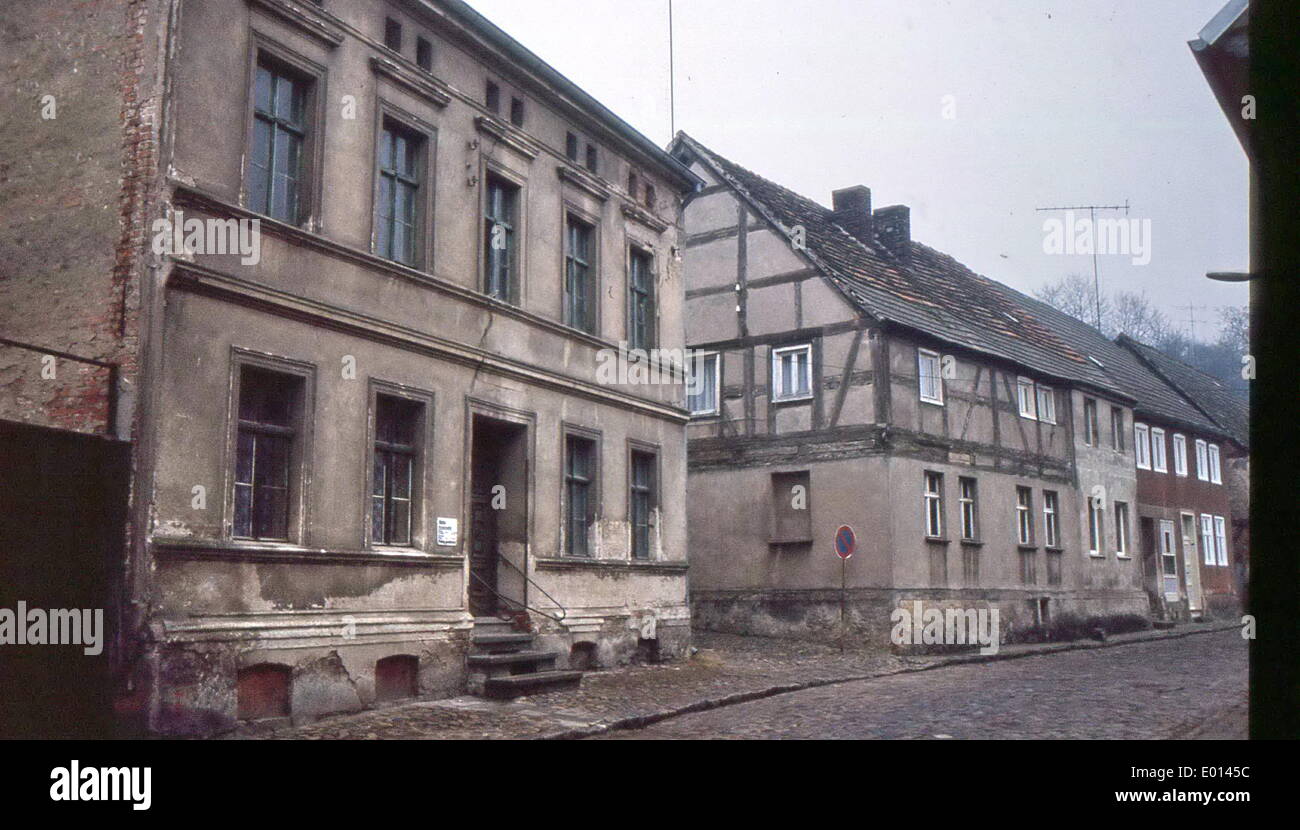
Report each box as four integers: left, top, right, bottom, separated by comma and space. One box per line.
468, 568, 565, 623
497, 554, 567, 621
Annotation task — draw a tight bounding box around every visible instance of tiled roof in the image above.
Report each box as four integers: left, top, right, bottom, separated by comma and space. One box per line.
676, 133, 1125, 397
1119, 336, 1249, 448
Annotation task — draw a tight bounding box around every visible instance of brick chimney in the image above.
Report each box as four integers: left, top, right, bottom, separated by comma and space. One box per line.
831, 186, 872, 244
873, 205, 910, 254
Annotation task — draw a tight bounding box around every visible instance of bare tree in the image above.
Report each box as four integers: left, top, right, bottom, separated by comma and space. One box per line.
1035, 273, 1111, 329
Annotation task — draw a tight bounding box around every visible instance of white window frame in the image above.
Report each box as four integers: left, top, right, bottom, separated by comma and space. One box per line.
1195, 439, 1209, 481
1200, 514, 1216, 566
1213, 515, 1228, 566
1134, 423, 1151, 469
1043, 490, 1059, 548
1172, 433, 1188, 476
1114, 501, 1130, 557
1016, 377, 1037, 420
1208, 444, 1222, 484
1016, 486, 1033, 545
1083, 398, 1098, 445
1087, 496, 1104, 556
918, 349, 944, 405
1150, 427, 1167, 473
1036, 384, 1056, 425
924, 471, 943, 538
771, 344, 813, 403
686, 351, 720, 416
958, 477, 977, 541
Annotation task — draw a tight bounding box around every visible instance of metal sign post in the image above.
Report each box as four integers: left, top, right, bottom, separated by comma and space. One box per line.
834, 525, 856, 653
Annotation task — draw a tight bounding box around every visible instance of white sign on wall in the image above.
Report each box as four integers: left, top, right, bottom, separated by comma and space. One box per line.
436, 517, 458, 547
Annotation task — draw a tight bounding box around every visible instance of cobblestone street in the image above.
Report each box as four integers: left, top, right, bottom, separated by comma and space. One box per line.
598, 628, 1248, 740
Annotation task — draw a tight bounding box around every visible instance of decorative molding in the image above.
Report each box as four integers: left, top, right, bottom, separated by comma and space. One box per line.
556, 165, 611, 202
621, 201, 670, 233
369, 55, 452, 108
533, 557, 689, 575
246, 0, 345, 48
151, 538, 466, 568
474, 115, 541, 160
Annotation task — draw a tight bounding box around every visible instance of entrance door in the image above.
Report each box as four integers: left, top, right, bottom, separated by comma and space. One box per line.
1158, 520, 1180, 603
1181, 513, 1204, 613
468, 492, 498, 617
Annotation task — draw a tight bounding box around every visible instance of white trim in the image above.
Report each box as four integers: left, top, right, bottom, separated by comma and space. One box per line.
1016, 377, 1037, 420
1134, 422, 1151, 469
1114, 501, 1130, 557
1200, 513, 1216, 566
686, 351, 720, 416
1150, 427, 1167, 473
1172, 433, 1188, 476
771, 344, 813, 402
923, 471, 943, 538
917, 348, 944, 405
1208, 444, 1222, 484
1195, 439, 1209, 481
1036, 384, 1056, 424
1213, 515, 1228, 566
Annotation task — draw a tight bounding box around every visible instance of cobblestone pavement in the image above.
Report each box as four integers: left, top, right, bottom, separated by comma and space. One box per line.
596, 628, 1248, 740
244, 624, 1239, 740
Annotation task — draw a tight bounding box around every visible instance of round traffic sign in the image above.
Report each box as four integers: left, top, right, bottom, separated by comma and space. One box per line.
834, 525, 856, 559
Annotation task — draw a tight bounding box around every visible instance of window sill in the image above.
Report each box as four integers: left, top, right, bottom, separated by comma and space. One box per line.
151, 538, 463, 567
534, 557, 688, 575
1044, 546, 1065, 553
919, 397, 945, 407
958, 538, 984, 546
1016, 544, 1039, 551
1087, 551, 1106, 558
771, 395, 814, 405
925, 536, 951, 544
1116, 554, 1133, 560
770, 536, 814, 546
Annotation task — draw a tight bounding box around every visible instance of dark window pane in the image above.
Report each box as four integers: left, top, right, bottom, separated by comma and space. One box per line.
416, 37, 432, 72
234, 484, 253, 538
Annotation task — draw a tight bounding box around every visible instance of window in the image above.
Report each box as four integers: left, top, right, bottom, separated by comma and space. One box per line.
958, 477, 978, 541
1114, 501, 1130, 556
565, 131, 579, 161
924, 472, 943, 538
415, 37, 433, 72
772, 345, 812, 401
1017, 377, 1037, 419
628, 171, 639, 197
485, 80, 500, 113
917, 349, 943, 405
1150, 427, 1167, 473
376, 120, 423, 266
1110, 406, 1125, 450
771, 471, 812, 543
371, 395, 421, 546
1200, 514, 1216, 566
234, 366, 302, 541
1134, 423, 1151, 469
628, 247, 655, 350
1213, 515, 1228, 566
1037, 385, 1056, 424
644, 184, 656, 210
1087, 495, 1104, 555
629, 450, 657, 560
1195, 439, 1209, 481
1172, 433, 1188, 476
1083, 397, 1097, 445
384, 17, 402, 52
687, 352, 719, 416
585, 143, 598, 173
1016, 486, 1034, 545
1043, 491, 1060, 548
509, 97, 525, 127
564, 435, 596, 557
563, 214, 595, 333
249, 58, 309, 224
483, 174, 519, 302
1208, 444, 1222, 484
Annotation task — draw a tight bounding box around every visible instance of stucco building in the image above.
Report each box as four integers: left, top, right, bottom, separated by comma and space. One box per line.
669, 133, 1150, 644
1, 0, 698, 736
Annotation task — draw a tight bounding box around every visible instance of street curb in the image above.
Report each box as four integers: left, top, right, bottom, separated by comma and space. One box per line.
541, 621, 1241, 740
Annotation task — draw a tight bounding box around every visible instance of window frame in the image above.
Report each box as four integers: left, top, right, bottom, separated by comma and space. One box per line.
1208, 444, 1222, 484
627, 243, 657, 351
917, 349, 944, 405
224, 348, 315, 546
923, 471, 944, 539
372, 108, 434, 269
1016, 377, 1037, 420
1195, 438, 1209, 481
1213, 515, 1228, 566
627, 441, 660, 561
1087, 494, 1104, 556
481, 164, 525, 305
1150, 426, 1168, 473
1083, 397, 1098, 445
243, 39, 325, 229
771, 344, 814, 403
958, 476, 978, 541
365, 381, 434, 550
561, 426, 601, 558
1037, 384, 1057, 425
687, 351, 720, 417
1110, 405, 1125, 451
1172, 433, 1188, 476
1134, 422, 1151, 469
1114, 501, 1130, 557
1200, 513, 1216, 566
1043, 490, 1060, 549
562, 208, 599, 334
1015, 486, 1034, 546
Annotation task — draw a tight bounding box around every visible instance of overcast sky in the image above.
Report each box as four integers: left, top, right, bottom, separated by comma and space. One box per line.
467, 0, 1250, 340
